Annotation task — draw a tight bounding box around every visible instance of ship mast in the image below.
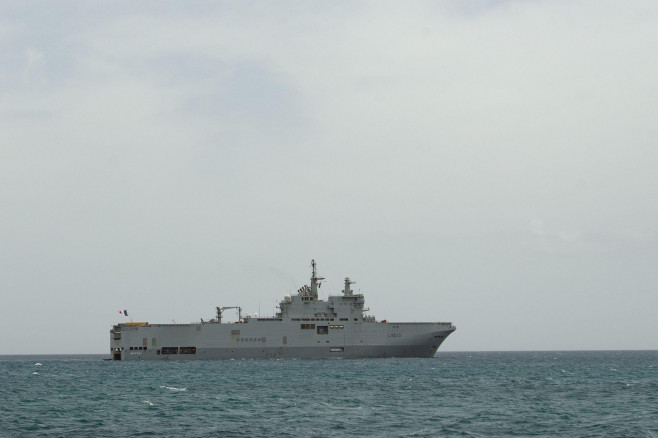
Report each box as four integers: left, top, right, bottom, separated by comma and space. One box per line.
310, 259, 324, 298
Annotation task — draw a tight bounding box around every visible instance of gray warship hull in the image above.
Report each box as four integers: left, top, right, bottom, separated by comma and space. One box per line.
110, 260, 456, 360
111, 320, 455, 361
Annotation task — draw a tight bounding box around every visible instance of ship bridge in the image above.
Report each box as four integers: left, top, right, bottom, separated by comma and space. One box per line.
276, 260, 375, 322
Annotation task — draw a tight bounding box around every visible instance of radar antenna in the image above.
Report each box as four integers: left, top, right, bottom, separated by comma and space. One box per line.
343, 277, 356, 296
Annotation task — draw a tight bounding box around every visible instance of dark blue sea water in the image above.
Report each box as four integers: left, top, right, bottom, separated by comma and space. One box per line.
1, 351, 656, 437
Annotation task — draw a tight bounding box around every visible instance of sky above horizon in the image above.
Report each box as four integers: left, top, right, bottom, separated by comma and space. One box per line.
1, 1, 657, 354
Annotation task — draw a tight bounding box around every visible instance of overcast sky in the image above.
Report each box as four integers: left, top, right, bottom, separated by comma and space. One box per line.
1, 1, 657, 354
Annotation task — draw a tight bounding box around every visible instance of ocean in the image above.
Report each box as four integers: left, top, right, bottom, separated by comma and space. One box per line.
1, 351, 656, 437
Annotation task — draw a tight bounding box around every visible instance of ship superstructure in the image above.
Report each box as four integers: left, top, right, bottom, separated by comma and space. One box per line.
110, 260, 455, 360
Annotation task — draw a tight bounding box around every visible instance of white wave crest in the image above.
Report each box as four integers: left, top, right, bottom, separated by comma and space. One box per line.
159, 385, 187, 391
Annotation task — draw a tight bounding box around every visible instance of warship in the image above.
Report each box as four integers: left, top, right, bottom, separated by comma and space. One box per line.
110, 260, 456, 360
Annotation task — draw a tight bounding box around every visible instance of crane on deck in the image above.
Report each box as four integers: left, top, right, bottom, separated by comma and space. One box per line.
216, 306, 242, 323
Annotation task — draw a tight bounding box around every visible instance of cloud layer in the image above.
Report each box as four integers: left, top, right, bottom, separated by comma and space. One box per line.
1, 1, 657, 352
